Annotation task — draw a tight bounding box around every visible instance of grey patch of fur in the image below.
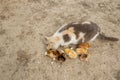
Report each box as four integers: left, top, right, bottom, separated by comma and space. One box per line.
63, 34, 71, 42
98, 33, 119, 41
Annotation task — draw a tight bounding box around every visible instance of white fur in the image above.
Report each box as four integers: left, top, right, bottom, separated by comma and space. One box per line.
51, 31, 86, 49
90, 32, 99, 42
79, 32, 86, 43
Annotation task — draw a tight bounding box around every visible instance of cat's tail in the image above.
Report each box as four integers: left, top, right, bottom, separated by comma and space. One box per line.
98, 33, 119, 41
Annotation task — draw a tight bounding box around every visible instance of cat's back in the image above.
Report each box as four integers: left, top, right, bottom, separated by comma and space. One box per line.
58, 21, 100, 34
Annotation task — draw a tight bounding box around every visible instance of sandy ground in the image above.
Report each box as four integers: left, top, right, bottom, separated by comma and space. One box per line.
0, 0, 120, 80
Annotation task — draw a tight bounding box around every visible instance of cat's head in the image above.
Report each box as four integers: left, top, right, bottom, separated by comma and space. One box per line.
45, 36, 60, 50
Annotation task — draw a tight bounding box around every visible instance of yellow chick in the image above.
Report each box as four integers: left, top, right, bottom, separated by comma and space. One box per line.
78, 43, 90, 49
76, 48, 87, 54
64, 48, 77, 59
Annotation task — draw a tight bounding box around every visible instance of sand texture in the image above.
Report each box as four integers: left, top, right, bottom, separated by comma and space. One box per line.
0, 0, 120, 80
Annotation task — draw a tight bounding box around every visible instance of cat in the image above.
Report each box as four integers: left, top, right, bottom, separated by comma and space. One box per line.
45, 21, 119, 50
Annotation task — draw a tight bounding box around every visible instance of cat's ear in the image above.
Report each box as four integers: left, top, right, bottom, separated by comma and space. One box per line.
45, 36, 50, 41
43, 36, 50, 44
